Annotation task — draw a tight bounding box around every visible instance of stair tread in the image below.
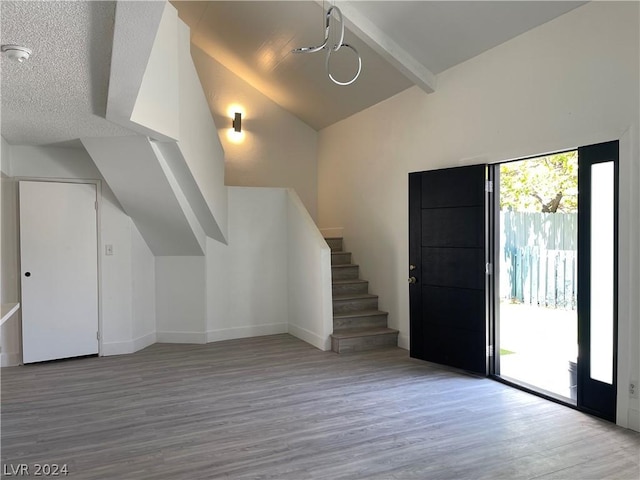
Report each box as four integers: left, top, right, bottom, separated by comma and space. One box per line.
333, 309, 388, 319
332, 279, 367, 285
331, 327, 398, 339
332, 293, 378, 301
331, 264, 358, 268
331, 251, 351, 255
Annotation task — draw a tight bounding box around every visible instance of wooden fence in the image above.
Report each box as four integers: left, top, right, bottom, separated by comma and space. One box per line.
500, 212, 577, 309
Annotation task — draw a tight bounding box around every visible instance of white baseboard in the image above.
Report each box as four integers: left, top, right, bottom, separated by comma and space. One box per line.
288, 324, 330, 351
320, 227, 344, 239
133, 332, 156, 352
92, 333, 159, 357
1, 352, 21, 367
397, 334, 409, 351
206, 323, 287, 343
629, 408, 640, 432
101, 340, 133, 356
156, 331, 207, 344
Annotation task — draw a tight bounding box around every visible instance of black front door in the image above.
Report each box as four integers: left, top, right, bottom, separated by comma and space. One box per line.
409, 165, 488, 375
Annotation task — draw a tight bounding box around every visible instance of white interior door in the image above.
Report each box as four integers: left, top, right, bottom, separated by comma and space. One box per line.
20, 181, 99, 363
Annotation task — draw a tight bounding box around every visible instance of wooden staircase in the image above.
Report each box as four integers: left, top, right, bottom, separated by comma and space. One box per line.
327, 238, 399, 353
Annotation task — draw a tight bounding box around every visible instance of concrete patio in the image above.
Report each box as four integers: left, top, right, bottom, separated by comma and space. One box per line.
499, 302, 577, 401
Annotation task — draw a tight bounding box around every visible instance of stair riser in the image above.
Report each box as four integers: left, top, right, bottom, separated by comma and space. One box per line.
333, 314, 388, 331
328, 236, 396, 353
331, 332, 398, 353
331, 253, 352, 265
332, 282, 369, 296
331, 266, 359, 280
326, 238, 343, 252
333, 297, 379, 314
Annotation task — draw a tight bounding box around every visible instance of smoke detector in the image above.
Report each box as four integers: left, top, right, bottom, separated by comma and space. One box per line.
1, 44, 32, 63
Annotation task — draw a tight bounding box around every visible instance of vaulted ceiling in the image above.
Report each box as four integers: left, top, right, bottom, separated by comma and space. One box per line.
173, 1, 587, 130
0, 1, 587, 147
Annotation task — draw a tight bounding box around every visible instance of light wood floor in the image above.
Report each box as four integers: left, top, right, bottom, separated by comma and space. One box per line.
2, 334, 638, 479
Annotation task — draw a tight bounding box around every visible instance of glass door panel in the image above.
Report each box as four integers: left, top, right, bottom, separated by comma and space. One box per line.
576, 140, 618, 422
589, 161, 614, 384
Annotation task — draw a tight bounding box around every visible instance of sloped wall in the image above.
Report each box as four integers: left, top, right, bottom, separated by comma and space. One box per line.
105, 1, 227, 245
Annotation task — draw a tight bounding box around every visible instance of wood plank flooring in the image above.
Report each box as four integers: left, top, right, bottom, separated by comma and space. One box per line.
2, 334, 638, 479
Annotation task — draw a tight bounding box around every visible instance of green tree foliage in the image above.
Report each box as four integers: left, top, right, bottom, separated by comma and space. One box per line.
500, 151, 578, 213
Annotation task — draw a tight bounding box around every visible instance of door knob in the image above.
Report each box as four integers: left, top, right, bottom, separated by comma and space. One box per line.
408, 276, 416, 284
409, 264, 416, 271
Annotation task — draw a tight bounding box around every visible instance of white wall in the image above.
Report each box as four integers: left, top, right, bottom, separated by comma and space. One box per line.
99, 184, 134, 355
156, 256, 207, 343
2, 144, 157, 361
176, 19, 228, 244
287, 189, 333, 350
191, 46, 319, 220
131, 224, 156, 350
1, 138, 18, 307
106, 1, 166, 140
1, 143, 329, 358
206, 187, 289, 341
130, 0, 180, 141
318, 2, 639, 429
120, 3, 228, 244
1, 137, 21, 366
156, 186, 331, 350
82, 136, 205, 256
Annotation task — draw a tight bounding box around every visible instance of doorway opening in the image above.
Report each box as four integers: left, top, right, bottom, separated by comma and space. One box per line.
409, 140, 618, 421
495, 151, 578, 403
492, 141, 618, 421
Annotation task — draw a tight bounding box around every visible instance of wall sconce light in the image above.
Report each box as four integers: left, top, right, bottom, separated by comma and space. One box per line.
226, 104, 246, 144
232, 112, 242, 132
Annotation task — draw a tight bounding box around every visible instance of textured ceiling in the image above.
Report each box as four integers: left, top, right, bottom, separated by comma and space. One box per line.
173, 0, 586, 130
0, 1, 133, 146
0, 1, 588, 144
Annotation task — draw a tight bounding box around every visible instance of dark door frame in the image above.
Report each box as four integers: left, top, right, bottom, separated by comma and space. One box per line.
488, 141, 619, 423
576, 140, 619, 422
